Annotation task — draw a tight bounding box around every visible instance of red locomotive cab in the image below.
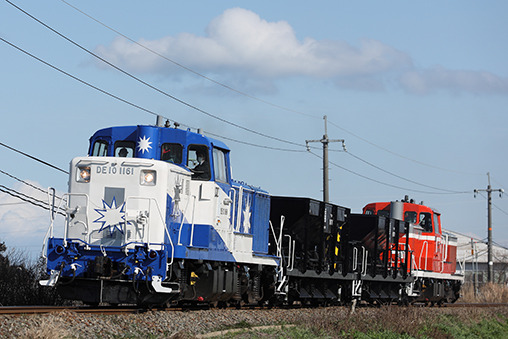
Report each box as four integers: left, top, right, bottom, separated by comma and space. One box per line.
362, 199, 455, 274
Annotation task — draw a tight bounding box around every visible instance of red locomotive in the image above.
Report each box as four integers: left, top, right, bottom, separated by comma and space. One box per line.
362, 196, 462, 304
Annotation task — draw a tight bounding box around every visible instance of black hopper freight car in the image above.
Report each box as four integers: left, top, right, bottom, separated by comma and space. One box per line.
269, 196, 413, 306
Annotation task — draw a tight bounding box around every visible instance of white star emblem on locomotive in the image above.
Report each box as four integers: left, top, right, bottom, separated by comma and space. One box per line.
137, 135, 152, 154
93, 197, 126, 235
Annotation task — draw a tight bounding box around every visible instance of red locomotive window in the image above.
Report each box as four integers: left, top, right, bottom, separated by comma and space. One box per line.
418, 212, 433, 233
404, 211, 417, 224
433, 213, 440, 233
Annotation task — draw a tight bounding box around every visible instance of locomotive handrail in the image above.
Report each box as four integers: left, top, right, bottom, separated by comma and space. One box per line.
419, 241, 428, 270
120, 161, 154, 167
151, 198, 175, 266
352, 247, 358, 272
284, 234, 295, 271
440, 233, 449, 273
177, 193, 194, 246
189, 195, 197, 247
42, 188, 60, 258
42, 192, 91, 258
269, 215, 285, 260
399, 243, 419, 271
291, 239, 295, 271
235, 186, 243, 233
125, 196, 175, 265
76, 159, 109, 166
361, 246, 368, 276
229, 188, 236, 231
65, 193, 90, 247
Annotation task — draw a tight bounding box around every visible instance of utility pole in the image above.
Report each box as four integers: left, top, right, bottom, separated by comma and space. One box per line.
474, 172, 504, 283
306, 115, 346, 203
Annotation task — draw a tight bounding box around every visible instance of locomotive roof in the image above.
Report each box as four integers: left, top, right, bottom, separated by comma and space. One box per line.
363, 201, 440, 215
89, 124, 230, 151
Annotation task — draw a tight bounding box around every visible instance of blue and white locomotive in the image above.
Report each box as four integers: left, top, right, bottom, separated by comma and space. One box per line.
41, 119, 279, 306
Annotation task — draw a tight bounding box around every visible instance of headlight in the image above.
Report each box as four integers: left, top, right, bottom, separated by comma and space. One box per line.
77, 166, 91, 183
141, 170, 156, 186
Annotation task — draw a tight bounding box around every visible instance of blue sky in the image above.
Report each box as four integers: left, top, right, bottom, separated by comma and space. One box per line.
1, 0, 507, 258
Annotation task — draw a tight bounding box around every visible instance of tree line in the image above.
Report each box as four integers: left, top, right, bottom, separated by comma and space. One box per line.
0, 241, 65, 306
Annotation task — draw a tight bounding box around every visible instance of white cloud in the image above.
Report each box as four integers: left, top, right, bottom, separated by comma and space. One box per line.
399, 67, 508, 95
94, 7, 508, 95
95, 8, 410, 80
0, 181, 65, 259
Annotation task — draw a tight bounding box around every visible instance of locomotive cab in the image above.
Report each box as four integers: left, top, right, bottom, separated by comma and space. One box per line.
363, 199, 449, 272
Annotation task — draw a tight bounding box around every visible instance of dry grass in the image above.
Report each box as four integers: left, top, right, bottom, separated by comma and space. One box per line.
21, 316, 74, 339
297, 306, 508, 338
460, 282, 508, 303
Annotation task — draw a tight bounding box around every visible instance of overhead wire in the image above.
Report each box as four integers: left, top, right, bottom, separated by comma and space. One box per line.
0, 37, 304, 153
59, 0, 320, 120
2, 30, 464, 192
0, 184, 65, 216
474, 191, 508, 217
327, 119, 483, 176
345, 151, 470, 194
63, 0, 489, 179
308, 150, 471, 195
0, 168, 58, 197
4, 1, 492, 194
0, 141, 68, 175
6, 0, 308, 149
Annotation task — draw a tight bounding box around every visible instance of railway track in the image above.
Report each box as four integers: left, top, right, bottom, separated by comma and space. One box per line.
0, 303, 506, 315
0, 305, 144, 315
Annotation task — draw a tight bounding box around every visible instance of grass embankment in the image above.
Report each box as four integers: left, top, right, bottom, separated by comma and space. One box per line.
207, 307, 508, 339
206, 284, 508, 339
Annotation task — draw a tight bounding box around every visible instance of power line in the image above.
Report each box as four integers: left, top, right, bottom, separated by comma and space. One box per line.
0, 37, 305, 153
475, 191, 508, 217
9, 0, 495, 180
0, 184, 65, 216
0, 168, 55, 197
327, 119, 483, 176
58, 0, 319, 120
205, 131, 305, 153
0, 141, 68, 174
6, 0, 307, 149
345, 151, 470, 194
308, 150, 470, 195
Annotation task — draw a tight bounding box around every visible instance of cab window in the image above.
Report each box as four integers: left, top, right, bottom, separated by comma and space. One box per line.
404, 211, 417, 224
378, 210, 390, 218
213, 148, 229, 183
433, 213, 440, 233
92, 140, 108, 156
419, 212, 433, 232
114, 141, 135, 158
188, 145, 210, 180
161, 143, 183, 164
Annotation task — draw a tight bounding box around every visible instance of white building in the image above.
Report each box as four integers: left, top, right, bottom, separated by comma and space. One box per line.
445, 229, 508, 284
